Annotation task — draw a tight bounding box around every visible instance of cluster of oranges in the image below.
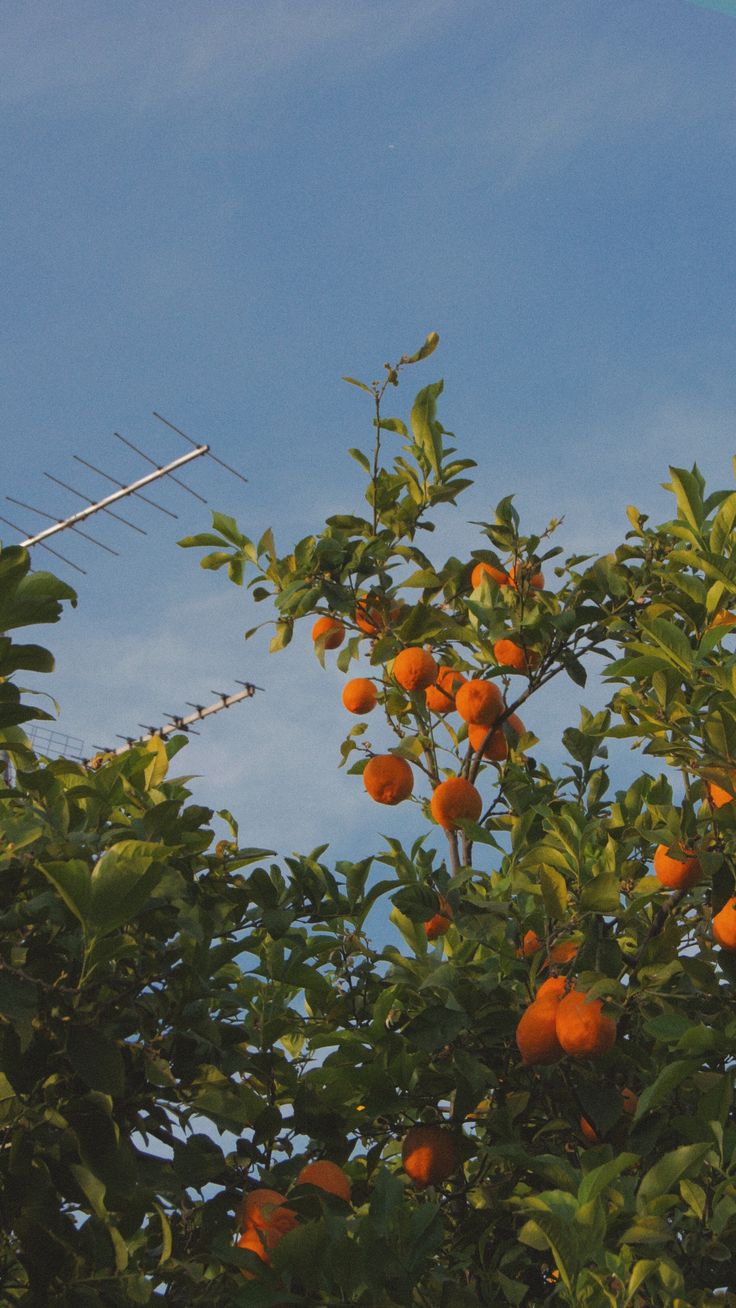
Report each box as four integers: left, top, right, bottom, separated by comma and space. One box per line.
237, 1137, 462, 1276
311, 571, 534, 841
236, 1161, 350, 1278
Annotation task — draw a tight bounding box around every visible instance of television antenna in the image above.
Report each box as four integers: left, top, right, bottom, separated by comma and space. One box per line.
1, 413, 248, 575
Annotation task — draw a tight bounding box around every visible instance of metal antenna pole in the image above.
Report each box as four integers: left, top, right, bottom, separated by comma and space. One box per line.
97, 683, 261, 758
6, 496, 120, 556
22, 447, 208, 549
0, 513, 87, 574
115, 433, 209, 505
153, 411, 249, 485
72, 454, 179, 520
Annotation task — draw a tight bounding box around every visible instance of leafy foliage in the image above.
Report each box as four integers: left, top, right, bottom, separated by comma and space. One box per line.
3, 338, 736, 1305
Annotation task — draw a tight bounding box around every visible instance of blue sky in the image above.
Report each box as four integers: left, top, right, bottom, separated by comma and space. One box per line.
2, 0, 736, 865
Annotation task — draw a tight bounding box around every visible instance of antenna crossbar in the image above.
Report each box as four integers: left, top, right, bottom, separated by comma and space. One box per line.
21, 446, 208, 549
100, 683, 260, 758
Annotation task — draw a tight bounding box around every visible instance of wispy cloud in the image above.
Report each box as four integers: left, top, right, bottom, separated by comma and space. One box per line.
0, 0, 460, 109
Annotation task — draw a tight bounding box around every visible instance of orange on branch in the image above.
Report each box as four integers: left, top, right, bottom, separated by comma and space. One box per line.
297, 1160, 351, 1203
393, 647, 438, 692
506, 711, 527, 737
311, 615, 345, 649
707, 775, 736, 808
455, 678, 503, 727
430, 777, 483, 830
535, 976, 568, 1004
515, 993, 565, 1066
237, 1226, 271, 1278
518, 929, 542, 958
653, 844, 701, 891
363, 754, 414, 806
471, 560, 508, 589
712, 896, 736, 949
555, 990, 617, 1059
238, 1188, 293, 1234
468, 721, 508, 761
401, 1124, 458, 1188
355, 592, 403, 636
508, 562, 545, 591
425, 665, 466, 714
493, 638, 539, 673
425, 894, 453, 941
341, 678, 377, 715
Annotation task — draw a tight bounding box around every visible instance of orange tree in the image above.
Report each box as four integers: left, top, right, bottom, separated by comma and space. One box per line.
2, 337, 736, 1306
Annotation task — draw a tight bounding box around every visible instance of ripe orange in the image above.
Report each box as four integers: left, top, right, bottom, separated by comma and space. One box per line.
354, 592, 403, 635
712, 896, 736, 949
393, 647, 438, 692
518, 929, 542, 958
535, 976, 568, 1004
517, 933, 578, 964
297, 1160, 351, 1203
468, 722, 508, 761
312, 615, 345, 649
363, 754, 414, 806
341, 678, 377, 714
653, 844, 701, 891
238, 1188, 294, 1234
555, 990, 617, 1059
515, 989, 565, 1066
471, 561, 508, 589
425, 894, 453, 941
508, 562, 544, 591
493, 638, 539, 673
425, 666, 466, 714
455, 679, 503, 727
430, 777, 483, 830
237, 1225, 271, 1278
708, 609, 736, 629
707, 775, 736, 808
401, 1124, 458, 1188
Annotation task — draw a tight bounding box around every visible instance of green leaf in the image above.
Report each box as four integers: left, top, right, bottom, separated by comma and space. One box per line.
634, 1059, 698, 1121
154, 1203, 173, 1265
342, 375, 373, 393
402, 330, 440, 364
87, 841, 170, 937
410, 381, 444, 475
637, 1143, 711, 1208
348, 447, 371, 472
67, 1027, 125, 1097
666, 466, 705, 532
70, 1164, 107, 1218
636, 615, 693, 671
578, 1153, 638, 1207
710, 489, 736, 555
540, 867, 568, 920
580, 874, 621, 913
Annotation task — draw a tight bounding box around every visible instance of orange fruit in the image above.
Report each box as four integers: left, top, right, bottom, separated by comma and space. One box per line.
363, 754, 414, 806
493, 638, 539, 673
471, 561, 508, 589
580, 1115, 600, 1144
506, 711, 526, 737
401, 1124, 458, 1188
515, 988, 565, 1065
425, 666, 466, 714
555, 990, 617, 1059
707, 775, 736, 808
712, 896, 736, 949
455, 679, 503, 727
341, 678, 377, 714
518, 929, 542, 958
549, 938, 578, 965
312, 615, 345, 649
393, 647, 438, 692
297, 1160, 351, 1203
425, 894, 453, 941
237, 1225, 271, 1278
468, 722, 508, 761
621, 1087, 638, 1116
430, 777, 483, 830
535, 976, 568, 1004
653, 844, 701, 891
708, 609, 736, 629
354, 592, 403, 635
508, 562, 544, 591
238, 1188, 294, 1234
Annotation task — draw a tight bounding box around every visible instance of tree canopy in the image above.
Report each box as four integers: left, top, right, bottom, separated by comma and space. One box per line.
3, 338, 736, 1306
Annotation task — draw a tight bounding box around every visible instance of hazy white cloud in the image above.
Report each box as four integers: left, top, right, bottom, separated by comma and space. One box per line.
0, 0, 460, 109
